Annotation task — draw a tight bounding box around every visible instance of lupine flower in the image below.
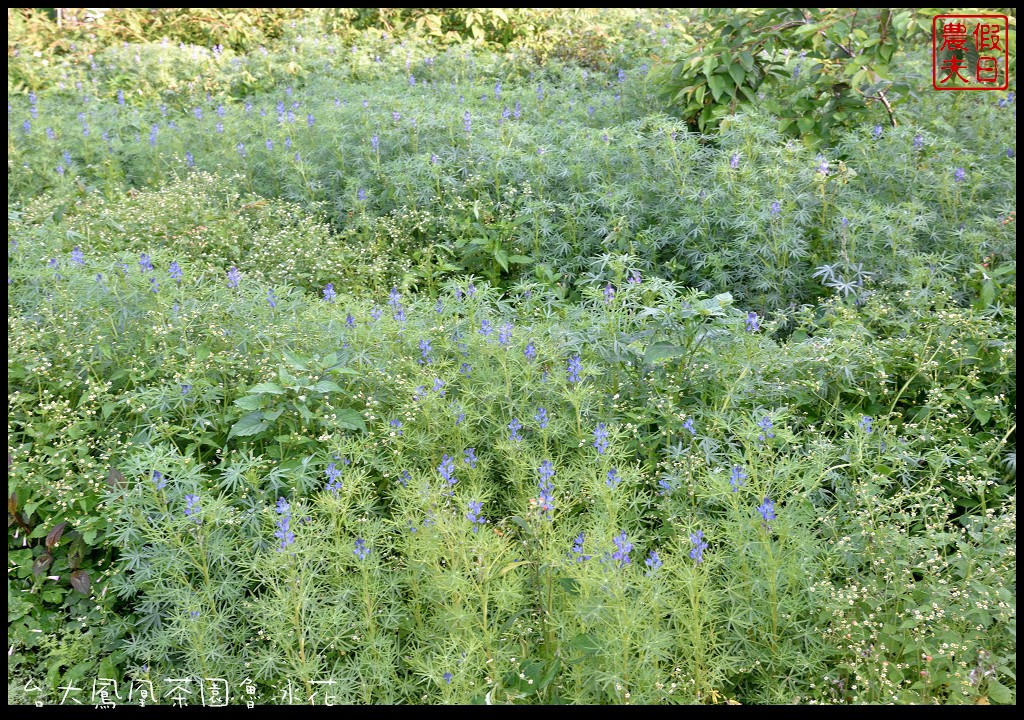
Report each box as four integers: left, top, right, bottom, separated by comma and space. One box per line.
603, 283, 615, 304
606, 467, 621, 488
953, 167, 966, 183
816, 156, 830, 175
346, 313, 355, 328
757, 497, 776, 522
325, 462, 343, 494
841, 217, 850, 227
658, 478, 673, 496
514, 101, 521, 120
149, 277, 160, 294
274, 497, 295, 549
627, 269, 641, 284
353, 537, 369, 561
567, 355, 582, 384
184, 493, 200, 517
770, 201, 781, 216
587, 105, 595, 116
265, 138, 274, 151
70, 246, 85, 266
193, 107, 203, 120
168, 260, 182, 280
757, 416, 775, 441
443, 672, 453, 684
730, 466, 747, 492
524, 343, 537, 361
152, 470, 166, 490
479, 319, 493, 336
432, 378, 445, 395
456, 412, 466, 425
534, 407, 548, 430
464, 448, 477, 469
645, 550, 662, 574
498, 323, 513, 346
236, 143, 246, 158
466, 283, 476, 298
285, 136, 292, 150
181, 385, 192, 395
438, 454, 457, 489
370, 306, 383, 321
430, 153, 439, 164
508, 418, 523, 443
463, 111, 471, 133
388, 286, 402, 308
859, 415, 874, 434
913, 133, 923, 150
570, 532, 591, 562
460, 362, 472, 376
186, 151, 194, 167
682, 418, 696, 435
323, 283, 336, 302
371, 135, 379, 152
389, 419, 403, 436
357, 188, 367, 201
872, 124, 883, 140
307, 114, 314, 127
46, 127, 56, 140
266, 288, 277, 308
419, 338, 432, 363
593, 423, 609, 454
689, 530, 708, 563
730, 152, 740, 169
494, 80, 501, 99
399, 470, 411, 487
435, 298, 444, 314
466, 500, 487, 532
226, 266, 241, 289
611, 531, 632, 567
746, 311, 760, 332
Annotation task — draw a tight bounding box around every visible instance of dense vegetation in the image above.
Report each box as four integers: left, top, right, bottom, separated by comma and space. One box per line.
7, 8, 1016, 705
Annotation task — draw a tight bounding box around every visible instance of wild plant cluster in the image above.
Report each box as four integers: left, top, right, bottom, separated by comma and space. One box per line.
7, 8, 1016, 706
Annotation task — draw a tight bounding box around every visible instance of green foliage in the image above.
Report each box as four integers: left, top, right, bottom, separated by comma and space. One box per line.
652, 8, 936, 142
7, 7, 1017, 706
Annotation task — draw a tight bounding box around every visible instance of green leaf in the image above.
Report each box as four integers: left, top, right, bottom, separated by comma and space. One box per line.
250, 382, 286, 395
234, 395, 263, 411
987, 679, 1012, 704
70, 570, 91, 595
508, 254, 533, 265
282, 349, 308, 371
334, 409, 367, 432
494, 248, 509, 271
568, 632, 602, 655
707, 74, 727, 102
228, 412, 269, 439
311, 380, 343, 394
644, 342, 687, 364
727, 63, 745, 87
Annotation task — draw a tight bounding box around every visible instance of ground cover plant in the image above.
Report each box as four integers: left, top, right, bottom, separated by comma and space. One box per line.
7, 7, 1016, 705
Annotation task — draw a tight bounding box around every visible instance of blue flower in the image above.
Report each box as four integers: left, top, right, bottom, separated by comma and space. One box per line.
464, 111, 471, 133
757, 416, 775, 441
389, 419, 403, 436
593, 423, 609, 454
534, 407, 548, 430
152, 470, 166, 491
443, 672, 453, 684
184, 493, 200, 517
325, 462, 343, 494
307, 114, 315, 127
139, 253, 154, 273
689, 530, 708, 563
611, 531, 632, 567
816, 156, 830, 175
913, 134, 923, 150
399, 470, 411, 487
603, 283, 615, 304
757, 497, 776, 522
872, 124, 883, 140
418, 338, 432, 363
70, 246, 85, 266
432, 378, 445, 395
274, 497, 295, 549
567, 355, 582, 384
682, 418, 696, 435
464, 448, 477, 469
438, 454, 457, 489
746, 311, 760, 332
645, 550, 662, 574
953, 167, 966, 183
508, 418, 523, 443
606, 467, 621, 488
730, 466, 747, 492
460, 363, 472, 376
657, 478, 672, 496
169, 260, 183, 280
479, 319, 493, 337
371, 134, 379, 152
524, 343, 537, 361
498, 323, 513, 346
323, 283, 336, 302
570, 532, 591, 562
353, 537, 369, 561
226, 266, 241, 289
859, 415, 873, 434
185, 151, 195, 167
770, 201, 781, 217
730, 152, 740, 170
466, 500, 486, 532
346, 313, 355, 328
266, 288, 277, 308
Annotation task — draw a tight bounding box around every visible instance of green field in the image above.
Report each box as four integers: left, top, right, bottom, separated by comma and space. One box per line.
7, 8, 1016, 705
